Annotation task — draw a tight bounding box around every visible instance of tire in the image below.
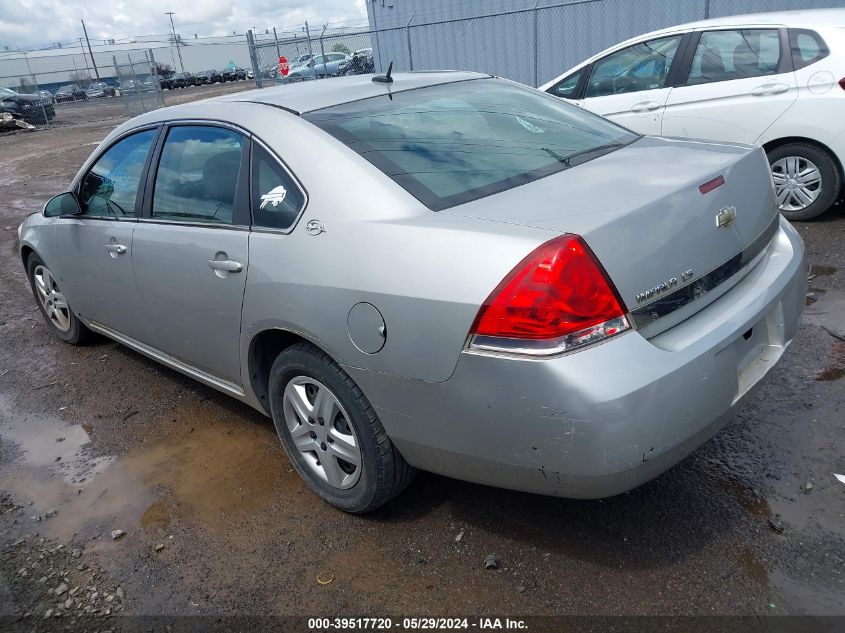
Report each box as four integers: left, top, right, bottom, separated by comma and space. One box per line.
767, 142, 841, 221
26, 253, 94, 345
268, 342, 415, 513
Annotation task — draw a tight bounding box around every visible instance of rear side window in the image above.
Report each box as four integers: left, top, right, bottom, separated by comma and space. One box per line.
687, 29, 781, 85
251, 145, 305, 230
151, 126, 245, 224
304, 79, 638, 211
789, 29, 829, 70
78, 129, 156, 218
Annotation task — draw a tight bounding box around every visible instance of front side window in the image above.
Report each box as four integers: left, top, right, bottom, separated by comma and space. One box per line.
251, 145, 305, 230
548, 70, 583, 99
151, 126, 244, 224
687, 29, 781, 85
78, 129, 157, 218
585, 35, 682, 98
305, 79, 638, 211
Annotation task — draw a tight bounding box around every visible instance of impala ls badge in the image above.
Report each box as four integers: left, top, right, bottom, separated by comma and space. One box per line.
305, 219, 326, 236
716, 205, 737, 228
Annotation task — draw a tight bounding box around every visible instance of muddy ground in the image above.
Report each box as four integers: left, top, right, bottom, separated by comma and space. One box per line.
0, 80, 844, 626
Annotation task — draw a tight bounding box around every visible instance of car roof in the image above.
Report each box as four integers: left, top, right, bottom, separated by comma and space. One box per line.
635, 8, 845, 39
207, 70, 490, 114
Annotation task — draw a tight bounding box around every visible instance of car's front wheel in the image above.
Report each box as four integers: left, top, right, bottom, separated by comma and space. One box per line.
27, 254, 94, 344
768, 143, 841, 221
268, 342, 415, 513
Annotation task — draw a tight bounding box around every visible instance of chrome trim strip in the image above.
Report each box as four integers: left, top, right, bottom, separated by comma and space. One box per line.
136, 218, 250, 231
630, 215, 780, 329
85, 320, 245, 398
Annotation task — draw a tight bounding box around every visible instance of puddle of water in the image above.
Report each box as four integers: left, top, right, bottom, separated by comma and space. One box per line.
718, 477, 772, 519
0, 394, 301, 542
815, 340, 845, 382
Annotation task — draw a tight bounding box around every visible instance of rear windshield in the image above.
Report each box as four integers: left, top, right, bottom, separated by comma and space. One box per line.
304, 78, 638, 210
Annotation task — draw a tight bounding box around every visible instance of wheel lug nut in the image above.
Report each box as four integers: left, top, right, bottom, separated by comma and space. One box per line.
320, 442, 327, 451
309, 431, 317, 439
318, 417, 324, 426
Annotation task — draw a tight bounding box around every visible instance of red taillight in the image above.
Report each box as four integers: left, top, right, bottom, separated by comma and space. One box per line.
839, 76, 845, 91
699, 175, 725, 195
470, 235, 629, 355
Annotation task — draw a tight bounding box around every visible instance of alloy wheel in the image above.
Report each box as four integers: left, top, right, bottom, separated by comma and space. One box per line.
282, 376, 362, 489
771, 156, 822, 212
33, 264, 71, 332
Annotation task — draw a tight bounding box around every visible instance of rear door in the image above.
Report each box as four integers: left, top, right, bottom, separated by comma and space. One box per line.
662, 27, 798, 144
131, 124, 251, 389
573, 33, 687, 135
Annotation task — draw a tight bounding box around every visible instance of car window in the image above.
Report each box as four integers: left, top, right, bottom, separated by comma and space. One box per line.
789, 29, 829, 70
78, 129, 157, 218
687, 29, 781, 85
305, 78, 638, 211
585, 35, 681, 98
548, 70, 583, 99
251, 145, 305, 230
151, 126, 245, 225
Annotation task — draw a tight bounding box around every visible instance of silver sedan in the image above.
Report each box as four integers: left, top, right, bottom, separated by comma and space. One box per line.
18, 72, 806, 512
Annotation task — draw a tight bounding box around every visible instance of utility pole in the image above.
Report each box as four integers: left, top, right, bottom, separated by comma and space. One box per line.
80, 19, 101, 79
165, 12, 184, 72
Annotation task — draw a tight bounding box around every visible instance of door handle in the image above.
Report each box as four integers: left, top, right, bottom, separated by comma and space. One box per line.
106, 244, 126, 255
208, 259, 243, 273
751, 83, 789, 96
630, 101, 662, 113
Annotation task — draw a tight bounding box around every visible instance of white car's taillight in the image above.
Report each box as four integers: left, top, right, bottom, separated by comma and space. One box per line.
468, 234, 629, 356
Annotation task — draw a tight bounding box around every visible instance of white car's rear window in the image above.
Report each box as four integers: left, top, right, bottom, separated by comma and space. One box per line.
304, 78, 637, 211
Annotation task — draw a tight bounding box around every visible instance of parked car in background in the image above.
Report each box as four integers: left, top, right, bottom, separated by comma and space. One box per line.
339, 49, 375, 75
54, 85, 88, 102
0, 86, 55, 123
287, 53, 349, 81
158, 76, 174, 90
195, 70, 222, 85
39, 90, 56, 104
173, 72, 194, 87
18, 72, 805, 512
222, 68, 246, 81
87, 82, 116, 97
246, 69, 254, 79
542, 9, 845, 220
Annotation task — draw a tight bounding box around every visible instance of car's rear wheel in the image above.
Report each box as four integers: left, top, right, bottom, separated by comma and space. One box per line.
26, 254, 94, 345
768, 143, 841, 221
268, 342, 415, 513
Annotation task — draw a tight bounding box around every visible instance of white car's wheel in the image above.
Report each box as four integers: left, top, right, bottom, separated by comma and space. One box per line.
768, 143, 841, 221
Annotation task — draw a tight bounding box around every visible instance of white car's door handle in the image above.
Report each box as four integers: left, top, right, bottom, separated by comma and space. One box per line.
751, 83, 789, 96
630, 101, 662, 113
208, 259, 243, 273
106, 244, 126, 255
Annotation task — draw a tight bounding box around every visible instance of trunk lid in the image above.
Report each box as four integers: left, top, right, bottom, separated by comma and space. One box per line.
445, 136, 778, 336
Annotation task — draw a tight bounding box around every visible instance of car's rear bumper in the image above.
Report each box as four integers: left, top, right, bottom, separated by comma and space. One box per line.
347, 216, 806, 498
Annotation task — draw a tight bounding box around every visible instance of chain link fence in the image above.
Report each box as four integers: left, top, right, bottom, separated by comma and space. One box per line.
112, 50, 164, 117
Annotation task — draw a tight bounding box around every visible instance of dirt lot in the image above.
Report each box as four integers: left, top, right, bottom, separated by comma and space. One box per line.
1, 80, 844, 627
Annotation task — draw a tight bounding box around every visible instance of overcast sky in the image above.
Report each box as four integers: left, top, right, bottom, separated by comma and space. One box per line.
1, 0, 368, 49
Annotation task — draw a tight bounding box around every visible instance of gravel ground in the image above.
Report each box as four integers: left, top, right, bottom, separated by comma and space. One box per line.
0, 80, 843, 625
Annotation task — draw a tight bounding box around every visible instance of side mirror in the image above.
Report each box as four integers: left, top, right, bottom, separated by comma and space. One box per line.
44, 192, 82, 217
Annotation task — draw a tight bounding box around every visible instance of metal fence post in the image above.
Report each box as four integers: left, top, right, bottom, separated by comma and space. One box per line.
305, 22, 315, 65
319, 24, 328, 79
21, 50, 49, 124
246, 30, 263, 88
704, 0, 711, 19
147, 48, 164, 107
533, 1, 539, 88
406, 10, 416, 71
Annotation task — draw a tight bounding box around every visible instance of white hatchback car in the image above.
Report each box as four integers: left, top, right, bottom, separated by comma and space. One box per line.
541, 9, 845, 220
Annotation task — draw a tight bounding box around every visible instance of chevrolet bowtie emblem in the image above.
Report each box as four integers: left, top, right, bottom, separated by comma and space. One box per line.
716, 205, 737, 228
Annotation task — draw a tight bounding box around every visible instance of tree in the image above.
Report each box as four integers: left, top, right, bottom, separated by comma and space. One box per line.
155, 62, 172, 77
68, 71, 92, 86
18, 77, 35, 94
331, 43, 351, 55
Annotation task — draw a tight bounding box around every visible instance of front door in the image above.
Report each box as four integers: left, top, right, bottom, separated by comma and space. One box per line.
578, 34, 685, 135
48, 128, 158, 338
132, 124, 250, 388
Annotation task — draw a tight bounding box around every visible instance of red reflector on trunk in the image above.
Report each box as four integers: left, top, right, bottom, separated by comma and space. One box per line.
699, 175, 725, 194
839, 76, 845, 91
